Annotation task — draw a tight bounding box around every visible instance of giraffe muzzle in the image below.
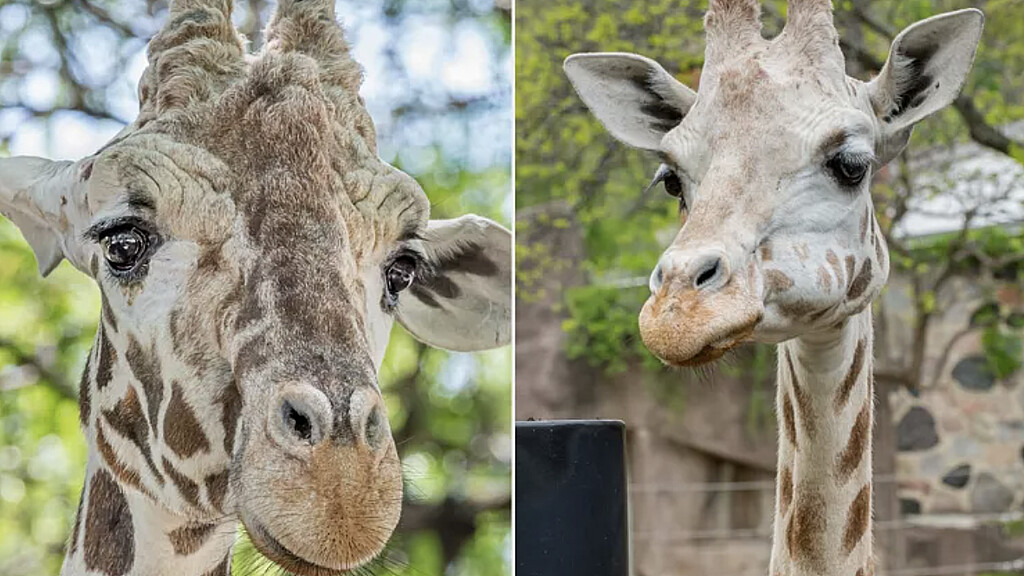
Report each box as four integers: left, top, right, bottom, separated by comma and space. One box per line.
641, 247, 763, 366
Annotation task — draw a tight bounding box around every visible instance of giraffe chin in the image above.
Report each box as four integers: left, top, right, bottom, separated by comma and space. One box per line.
245, 520, 359, 576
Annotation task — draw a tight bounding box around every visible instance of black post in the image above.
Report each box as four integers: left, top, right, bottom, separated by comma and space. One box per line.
515, 419, 630, 576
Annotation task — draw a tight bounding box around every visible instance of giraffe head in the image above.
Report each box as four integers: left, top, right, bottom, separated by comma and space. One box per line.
0, 0, 510, 572
565, 0, 982, 366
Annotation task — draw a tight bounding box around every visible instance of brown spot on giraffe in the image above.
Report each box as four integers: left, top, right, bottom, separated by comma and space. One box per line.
816, 265, 832, 292
834, 339, 866, 412
782, 392, 798, 449
70, 490, 83, 555
844, 255, 856, 289
826, 249, 844, 286
873, 221, 887, 270
218, 383, 242, 455
95, 329, 117, 390
164, 382, 211, 459
168, 522, 217, 555
760, 243, 773, 261
79, 350, 93, 427
205, 469, 230, 512
793, 243, 810, 261
779, 466, 793, 517
101, 295, 118, 333
84, 469, 134, 575
103, 386, 165, 485
765, 269, 795, 294
846, 259, 874, 301
163, 457, 201, 508
837, 398, 871, 481
786, 486, 827, 572
96, 421, 155, 500
859, 206, 869, 243
843, 484, 871, 555
785, 350, 815, 436
126, 336, 164, 437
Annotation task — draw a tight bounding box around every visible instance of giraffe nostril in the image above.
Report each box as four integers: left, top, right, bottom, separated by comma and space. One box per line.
282, 401, 313, 443
694, 258, 722, 289
270, 386, 332, 452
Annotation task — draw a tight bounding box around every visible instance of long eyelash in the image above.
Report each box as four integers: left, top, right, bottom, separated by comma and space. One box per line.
644, 164, 674, 195
83, 216, 154, 242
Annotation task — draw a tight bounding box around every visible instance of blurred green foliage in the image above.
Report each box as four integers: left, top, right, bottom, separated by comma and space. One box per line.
0, 1, 511, 575
516, 0, 1024, 383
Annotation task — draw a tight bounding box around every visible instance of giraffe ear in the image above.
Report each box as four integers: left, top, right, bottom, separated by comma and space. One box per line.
564, 52, 697, 151
867, 9, 984, 163
0, 157, 78, 276
396, 215, 511, 352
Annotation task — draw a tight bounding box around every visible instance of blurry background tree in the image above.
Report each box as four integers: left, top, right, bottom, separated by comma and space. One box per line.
516, 1, 1024, 575
0, 1, 511, 575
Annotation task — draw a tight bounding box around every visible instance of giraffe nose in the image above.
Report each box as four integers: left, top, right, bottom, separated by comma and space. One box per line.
347, 387, 389, 452
270, 385, 334, 453
652, 248, 730, 294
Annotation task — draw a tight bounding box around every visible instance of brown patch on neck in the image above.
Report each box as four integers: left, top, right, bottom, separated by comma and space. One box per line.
164, 382, 212, 459
162, 457, 201, 508
84, 469, 135, 575
218, 383, 242, 455
844, 255, 856, 290
96, 421, 156, 500
70, 490, 84, 555
205, 469, 230, 513
782, 391, 798, 449
103, 386, 165, 485
101, 295, 119, 333
779, 466, 793, 517
80, 350, 94, 427
168, 522, 217, 555
843, 484, 871, 556
846, 259, 874, 301
760, 243, 773, 261
786, 485, 827, 572
834, 339, 866, 412
96, 329, 117, 390
785, 350, 815, 436
126, 336, 165, 438
837, 397, 871, 481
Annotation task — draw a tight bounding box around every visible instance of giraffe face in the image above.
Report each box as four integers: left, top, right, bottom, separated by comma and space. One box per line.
0, 2, 511, 573
565, 4, 983, 366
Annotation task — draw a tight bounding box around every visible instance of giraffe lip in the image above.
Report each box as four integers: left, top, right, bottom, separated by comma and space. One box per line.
661, 316, 760, 368
246, 519, 349, 576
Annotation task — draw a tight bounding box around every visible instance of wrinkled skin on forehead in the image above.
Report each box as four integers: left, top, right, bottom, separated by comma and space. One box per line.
0, 1, 511, 574
564, 3, 983, 366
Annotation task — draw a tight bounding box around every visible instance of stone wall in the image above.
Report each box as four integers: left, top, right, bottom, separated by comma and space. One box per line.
879, 275, 1024, 517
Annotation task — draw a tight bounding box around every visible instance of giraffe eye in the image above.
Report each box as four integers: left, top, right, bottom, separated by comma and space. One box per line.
827, 153, 870, 187
646, 164, 687, 210
101, 227, 151, 272
386, 256, 417, 294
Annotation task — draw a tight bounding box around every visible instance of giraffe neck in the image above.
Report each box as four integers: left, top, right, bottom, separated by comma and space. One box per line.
769, 307, 875, 576
62, 456, 235, 576
62, 317, 241, 576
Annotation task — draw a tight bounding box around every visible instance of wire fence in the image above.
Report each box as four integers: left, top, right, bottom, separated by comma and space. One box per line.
627, 473, 1024, 576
